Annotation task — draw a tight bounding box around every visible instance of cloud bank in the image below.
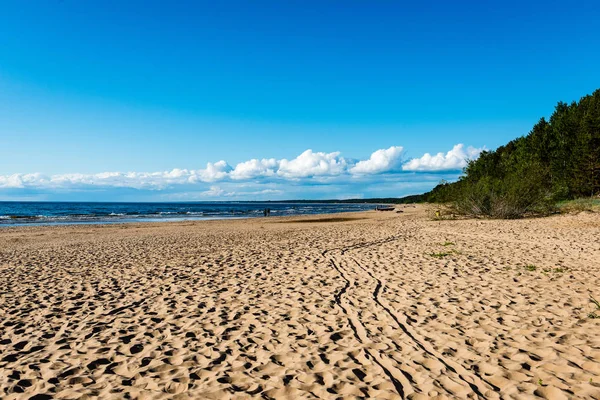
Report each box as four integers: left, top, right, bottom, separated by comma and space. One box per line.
350, 146, 404, 175
402, 144, 482, 172
0, 144, 483, 194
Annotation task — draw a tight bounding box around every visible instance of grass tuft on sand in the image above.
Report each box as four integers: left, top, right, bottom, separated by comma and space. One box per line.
557, 198, 600, 214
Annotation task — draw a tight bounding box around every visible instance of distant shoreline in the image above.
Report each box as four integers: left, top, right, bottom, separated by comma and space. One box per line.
0, 195, 424, 205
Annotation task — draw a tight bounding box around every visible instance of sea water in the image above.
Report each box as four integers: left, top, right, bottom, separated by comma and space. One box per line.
0, 201, 376, 226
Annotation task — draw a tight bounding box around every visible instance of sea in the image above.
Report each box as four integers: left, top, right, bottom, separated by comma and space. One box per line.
0, 202, 377, 226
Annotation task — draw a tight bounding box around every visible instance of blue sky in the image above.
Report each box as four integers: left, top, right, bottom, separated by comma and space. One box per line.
1, 0, 599, 200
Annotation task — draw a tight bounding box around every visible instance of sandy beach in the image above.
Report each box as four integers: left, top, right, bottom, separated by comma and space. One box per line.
1, 205, 599, 399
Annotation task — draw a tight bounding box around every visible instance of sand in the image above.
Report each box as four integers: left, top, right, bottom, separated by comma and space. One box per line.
1, 205, 599, 399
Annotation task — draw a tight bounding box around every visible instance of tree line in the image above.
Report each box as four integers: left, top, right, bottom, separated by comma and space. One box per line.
424, 89, 600, 218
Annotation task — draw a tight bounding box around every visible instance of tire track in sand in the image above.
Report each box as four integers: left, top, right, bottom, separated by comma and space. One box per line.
323, 231, 495, 398
329, 258, 414, 398
350, 257, 494, 398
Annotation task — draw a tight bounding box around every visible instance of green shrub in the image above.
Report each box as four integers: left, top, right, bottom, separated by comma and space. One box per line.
453, 163, 555, 219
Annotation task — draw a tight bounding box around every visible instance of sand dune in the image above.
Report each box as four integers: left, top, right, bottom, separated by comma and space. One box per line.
1, 206, 599, 399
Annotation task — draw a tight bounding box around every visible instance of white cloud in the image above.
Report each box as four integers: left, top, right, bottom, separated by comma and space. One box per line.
0, 174, 24, 188
256, 189, 283, 195
402, 144, 483, 172
192, 160, 232, 182
0, 144, 483, 193
350, 146, 404, 175
0, 167, 232, 190
230, 158, 279, 180
278, 150, 348, 178
164, 168, 188, 178
201, 186, 229, 197
0, 173, 50, 189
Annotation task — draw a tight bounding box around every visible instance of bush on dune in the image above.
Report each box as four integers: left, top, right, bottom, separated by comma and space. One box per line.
454, 162, 555, 219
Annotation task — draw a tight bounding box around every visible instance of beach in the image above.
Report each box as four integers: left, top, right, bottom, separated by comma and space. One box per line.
1, 205, 599, 399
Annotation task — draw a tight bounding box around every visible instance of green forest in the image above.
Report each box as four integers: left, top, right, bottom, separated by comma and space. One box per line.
423, 89, 600, 218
